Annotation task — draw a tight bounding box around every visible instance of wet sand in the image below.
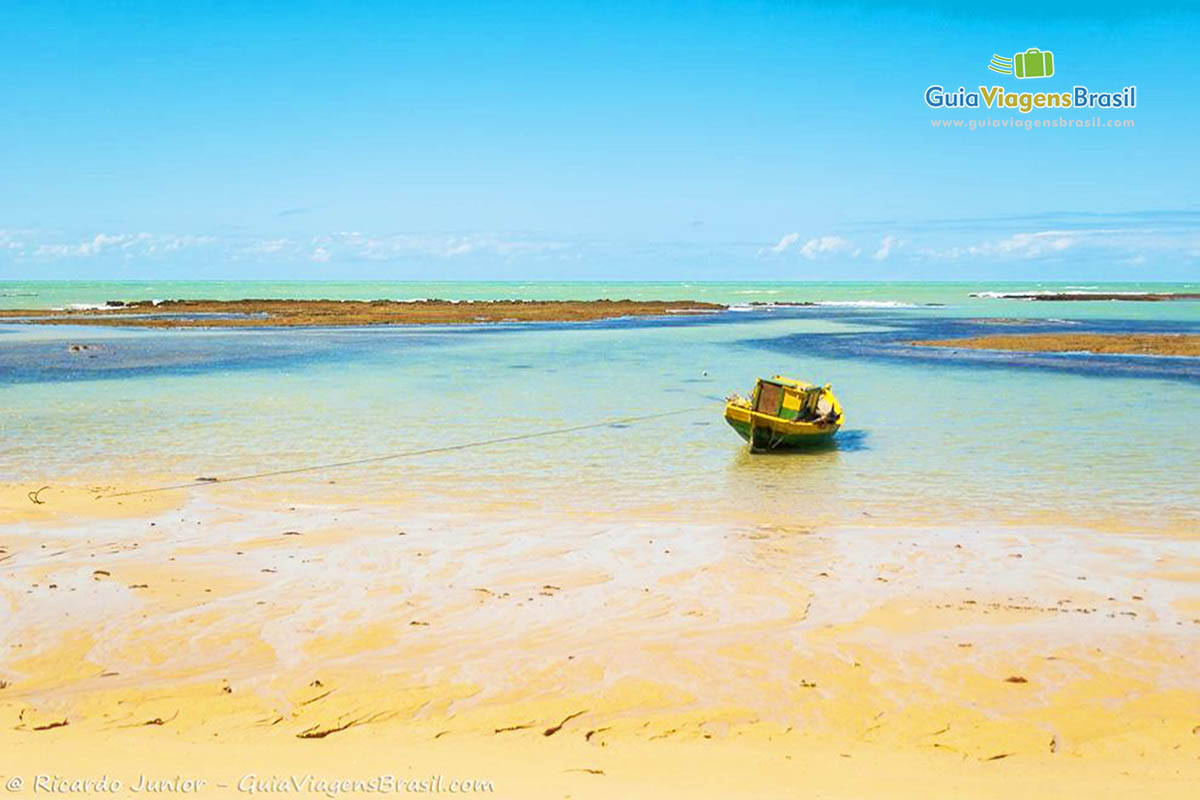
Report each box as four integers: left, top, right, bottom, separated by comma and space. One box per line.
2, 480, 1198, 798
0, 298, 724, 328
913, 333, 1200, 357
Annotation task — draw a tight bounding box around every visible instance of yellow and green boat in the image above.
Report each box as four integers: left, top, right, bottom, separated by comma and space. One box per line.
724, 376, 843, 451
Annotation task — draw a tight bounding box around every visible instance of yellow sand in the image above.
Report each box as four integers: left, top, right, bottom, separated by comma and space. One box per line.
2, 480, 1198, 798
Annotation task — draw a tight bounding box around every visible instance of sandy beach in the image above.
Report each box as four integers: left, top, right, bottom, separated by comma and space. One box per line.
3, 290, 1198, 797
5, 0, 1199, 793
3, 479, 1198, 798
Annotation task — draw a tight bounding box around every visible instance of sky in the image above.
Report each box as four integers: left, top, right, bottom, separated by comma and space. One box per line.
1, 0, 1198, 281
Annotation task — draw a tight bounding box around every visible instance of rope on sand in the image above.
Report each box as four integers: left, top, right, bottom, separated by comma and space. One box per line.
101, 405, 712, 499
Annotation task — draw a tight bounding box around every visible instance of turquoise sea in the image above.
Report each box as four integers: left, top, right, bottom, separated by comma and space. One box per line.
2, 281, 1198, 533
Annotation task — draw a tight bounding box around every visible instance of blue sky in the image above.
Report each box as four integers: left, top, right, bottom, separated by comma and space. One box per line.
1, 1, 1197, 280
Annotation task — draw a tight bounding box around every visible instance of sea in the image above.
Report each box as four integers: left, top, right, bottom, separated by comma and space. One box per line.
2, 281, 1197, 533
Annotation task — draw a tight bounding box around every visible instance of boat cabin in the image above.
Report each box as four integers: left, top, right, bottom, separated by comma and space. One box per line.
752, 377, 834, 422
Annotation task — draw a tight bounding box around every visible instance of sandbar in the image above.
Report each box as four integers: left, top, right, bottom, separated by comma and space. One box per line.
0, 298, 725, 328
912, 333, 1200, 357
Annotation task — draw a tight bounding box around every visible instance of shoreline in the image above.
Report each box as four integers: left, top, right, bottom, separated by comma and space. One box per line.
912, 332, 1200, 357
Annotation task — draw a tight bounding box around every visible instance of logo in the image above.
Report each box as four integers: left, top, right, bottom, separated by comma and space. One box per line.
923, 47, 1136, 114
989, 48, 1055, 79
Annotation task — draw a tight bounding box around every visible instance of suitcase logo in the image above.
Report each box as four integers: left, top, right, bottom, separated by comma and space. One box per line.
988, 48, 1055, 79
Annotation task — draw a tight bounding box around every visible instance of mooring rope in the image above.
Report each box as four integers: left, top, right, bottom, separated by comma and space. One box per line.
101, 405, 713, 498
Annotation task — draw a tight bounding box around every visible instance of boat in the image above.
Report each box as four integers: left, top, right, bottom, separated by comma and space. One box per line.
724, 376, 843, 450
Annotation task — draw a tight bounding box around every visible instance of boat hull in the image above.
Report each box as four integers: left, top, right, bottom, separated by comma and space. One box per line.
724, 404, 840, 450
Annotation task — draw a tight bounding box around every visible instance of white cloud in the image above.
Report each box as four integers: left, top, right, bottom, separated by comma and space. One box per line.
987, 230, 1078, 257
11, 215, 1191, 274
6, 230, 569, 264
34, 233, 140, 258
920, 228, 1145, 260
28, 232, 215, 259
0, 229, 28, 251
764, 232, 802, 255
307, 232, 568, 261
873, 235, 898, 260
798, 235, 851, 259
244, 238, 292, 255
151, 235, 215, 254
762, 233, 852, 259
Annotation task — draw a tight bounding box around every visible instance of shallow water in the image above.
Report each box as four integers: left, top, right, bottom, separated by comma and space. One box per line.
2, 291, 1197, 533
